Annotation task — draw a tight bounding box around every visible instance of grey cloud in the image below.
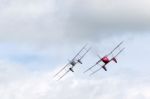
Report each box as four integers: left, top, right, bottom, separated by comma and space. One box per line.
65, 0, 150, 41
0, 0, 62, 43
0, 0, 149, 44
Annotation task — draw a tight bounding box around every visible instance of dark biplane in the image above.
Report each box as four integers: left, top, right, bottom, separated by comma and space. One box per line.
54, 44, 91, 80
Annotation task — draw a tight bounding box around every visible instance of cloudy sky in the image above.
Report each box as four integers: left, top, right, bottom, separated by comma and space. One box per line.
0, 0, 150, 99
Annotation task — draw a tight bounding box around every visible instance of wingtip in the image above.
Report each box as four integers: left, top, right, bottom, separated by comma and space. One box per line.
89, 73, 94, 76
83, 70, 88, 74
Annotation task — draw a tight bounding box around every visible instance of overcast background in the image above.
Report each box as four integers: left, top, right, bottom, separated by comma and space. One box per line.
0, 0, 150, 99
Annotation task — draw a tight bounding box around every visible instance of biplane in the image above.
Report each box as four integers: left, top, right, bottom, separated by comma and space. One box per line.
54, 44, 91, 80
84, 41, 125, 76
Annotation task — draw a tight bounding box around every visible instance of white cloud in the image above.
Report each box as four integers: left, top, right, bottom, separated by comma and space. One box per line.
0, 60, 150, 99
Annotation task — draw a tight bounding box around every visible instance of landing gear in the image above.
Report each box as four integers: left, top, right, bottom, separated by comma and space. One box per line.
69, 68, 74, 72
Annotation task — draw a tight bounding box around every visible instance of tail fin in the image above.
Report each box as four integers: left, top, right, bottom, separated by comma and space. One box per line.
112, 57, 117, 63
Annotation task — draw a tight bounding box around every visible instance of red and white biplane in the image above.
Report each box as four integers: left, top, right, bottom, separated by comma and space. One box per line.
84, 41, 125, 76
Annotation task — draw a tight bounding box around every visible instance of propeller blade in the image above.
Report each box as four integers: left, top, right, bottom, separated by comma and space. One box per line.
92, 48, 101, 59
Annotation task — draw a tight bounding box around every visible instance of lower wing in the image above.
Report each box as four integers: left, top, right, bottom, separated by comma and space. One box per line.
54, 63, 70, 77
58, 69, 70, 80
90, 64, 107, 76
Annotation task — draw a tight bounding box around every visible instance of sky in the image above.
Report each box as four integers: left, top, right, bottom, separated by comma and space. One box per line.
0, 0, 150, 99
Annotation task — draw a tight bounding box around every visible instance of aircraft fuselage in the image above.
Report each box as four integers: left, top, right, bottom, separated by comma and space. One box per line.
101, 56, 110, 64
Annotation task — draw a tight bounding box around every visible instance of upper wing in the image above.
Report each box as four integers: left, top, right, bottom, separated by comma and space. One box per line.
107, 41, 124, 56
72, 44, 88, 61
54, 63, 70, 77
